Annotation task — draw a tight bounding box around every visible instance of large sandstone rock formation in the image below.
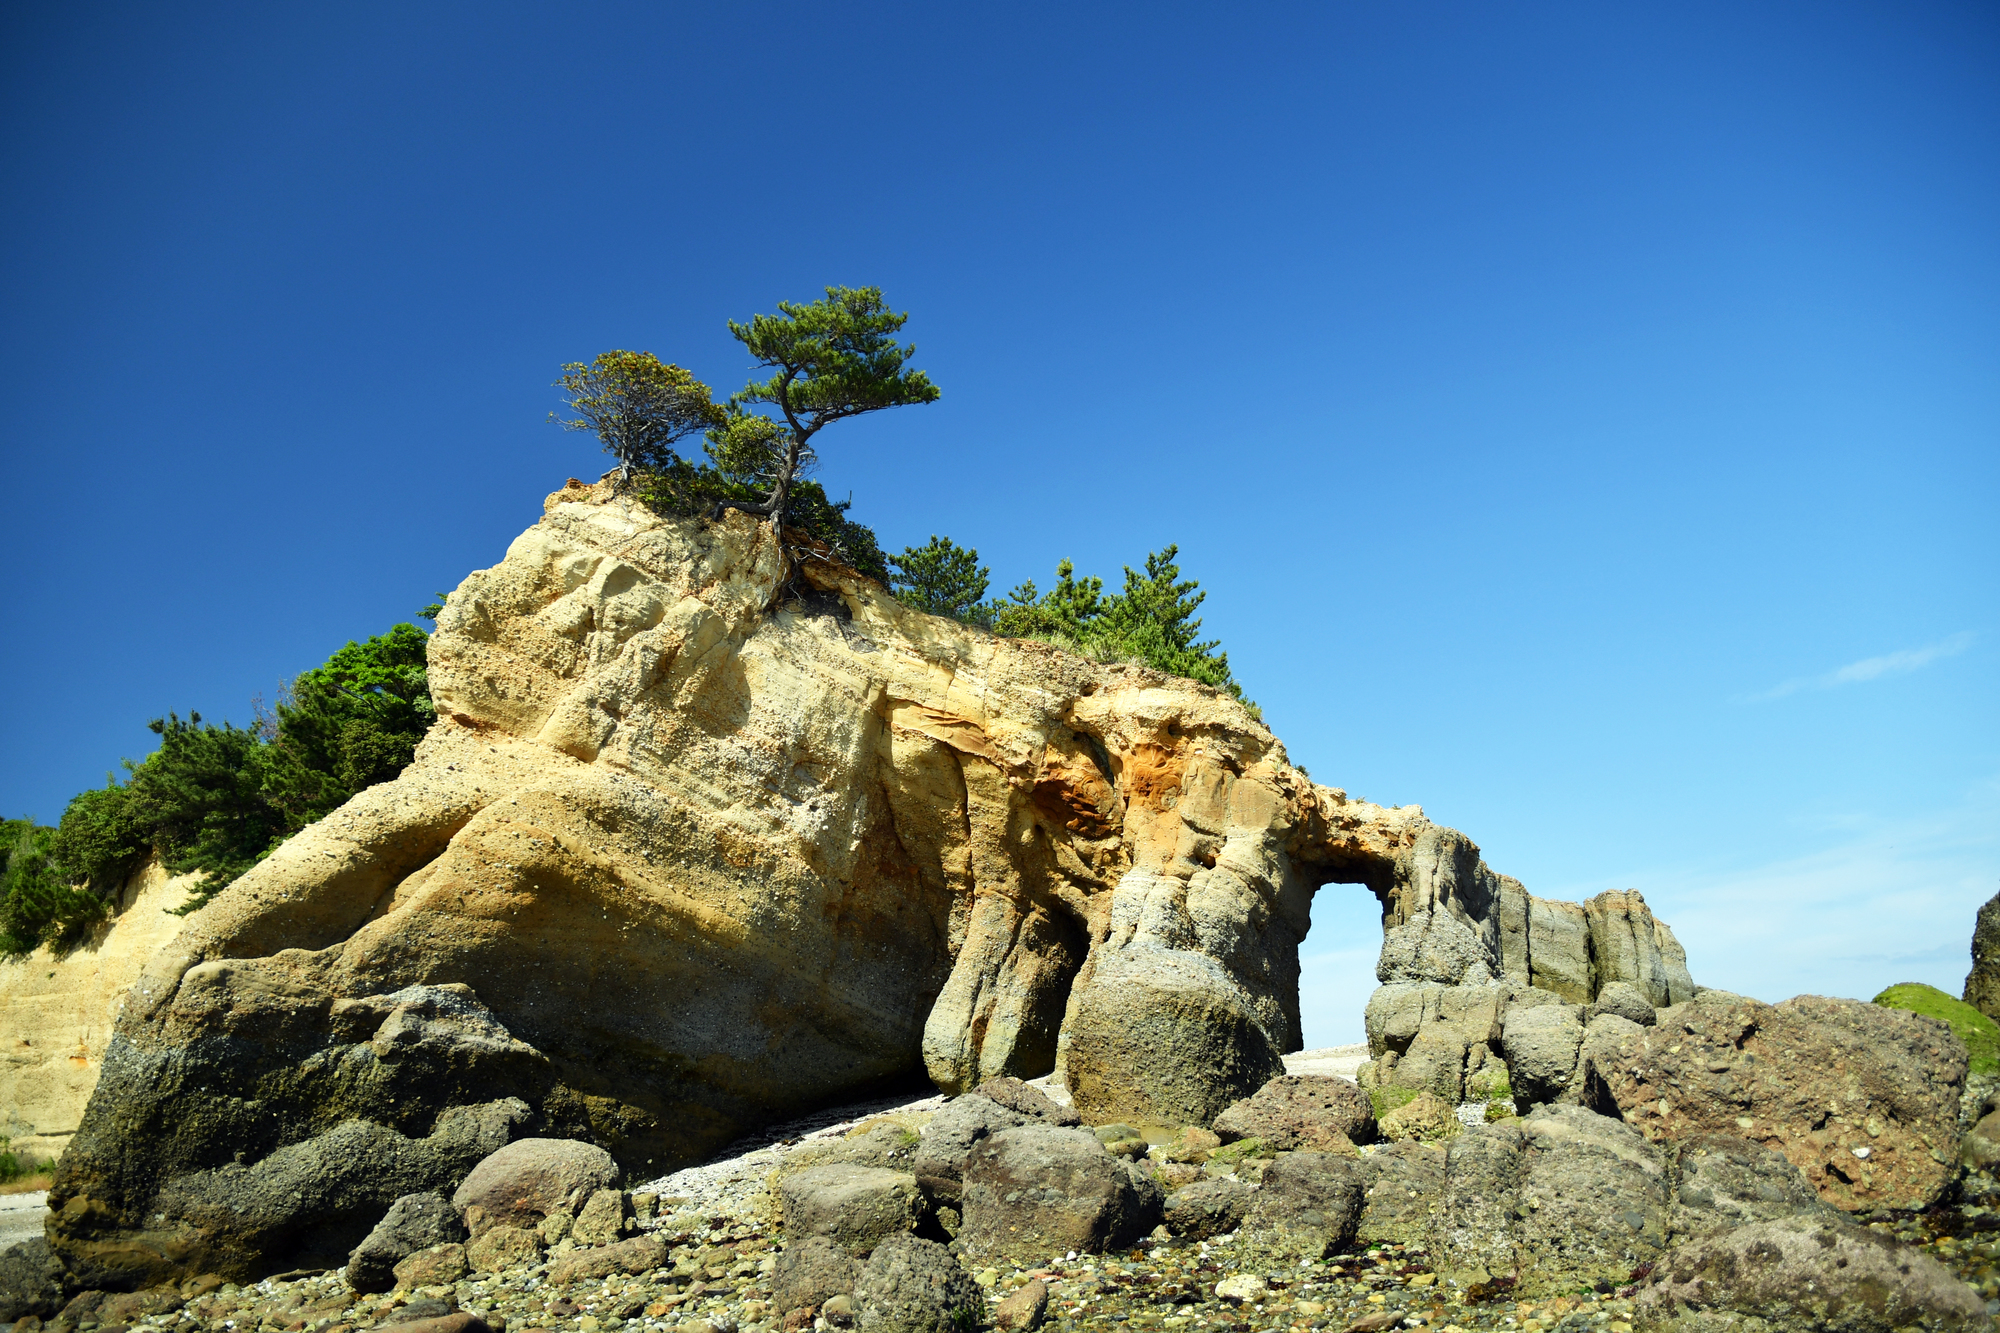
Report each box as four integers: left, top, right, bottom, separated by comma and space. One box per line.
0, 859, 195, 1159
47, 480, 1696, 1286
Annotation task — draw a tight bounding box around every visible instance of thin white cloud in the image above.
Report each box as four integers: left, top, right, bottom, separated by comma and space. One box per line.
1747, 631, 1974, 702
1539, 777, 2000, 1005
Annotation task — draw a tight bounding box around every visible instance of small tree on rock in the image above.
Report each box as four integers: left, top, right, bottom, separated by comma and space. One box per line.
551, 351, 725, 483
713, 287, 939, 533
890, 536, 990, 619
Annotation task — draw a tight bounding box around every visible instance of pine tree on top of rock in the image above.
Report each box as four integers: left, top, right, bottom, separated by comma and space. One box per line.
711, 286, 940, 535
890, 535, 990, 620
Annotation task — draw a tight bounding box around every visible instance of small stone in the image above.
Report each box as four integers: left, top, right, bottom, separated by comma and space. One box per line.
466, 1226, 543, 1275
993, 1279, 1048, 1331
393, 1245, 470, 1291
1215, 1274, 1268, 1302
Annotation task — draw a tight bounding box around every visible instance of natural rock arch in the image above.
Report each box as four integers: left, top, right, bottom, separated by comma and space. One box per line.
46, 480, 1694, 1286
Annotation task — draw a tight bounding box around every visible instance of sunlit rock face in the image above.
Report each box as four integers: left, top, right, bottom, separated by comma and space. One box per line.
49, 479, 1687, 1285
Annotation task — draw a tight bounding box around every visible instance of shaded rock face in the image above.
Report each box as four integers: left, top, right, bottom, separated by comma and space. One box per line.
50, 482, 1695, 1286
1632, 1218, 1987, 1333
1967, 890, 2000, 1023
1584, 991, 1967, 1211
1240, 1151, 1364, 1260
1355, 1140, 1445, 1245
346, 1191, 466, 1294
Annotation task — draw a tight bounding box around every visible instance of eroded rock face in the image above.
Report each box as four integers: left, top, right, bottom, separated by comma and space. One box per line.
1967, 890, 2000, 1023
1585, 991, 1967, 1211
49, 482, 1693, 1285
1434, 1105, 1672, 1297
1632, 1218, 1986, 1333
958, 1124, 1163, 1263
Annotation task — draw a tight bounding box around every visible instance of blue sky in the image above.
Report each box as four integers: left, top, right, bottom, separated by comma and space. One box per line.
3, 2, 1994, 1044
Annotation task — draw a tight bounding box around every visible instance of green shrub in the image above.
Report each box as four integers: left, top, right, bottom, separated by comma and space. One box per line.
991, 547, 1253, 707
0, 1136, 49, 1184
5, 622, 437, 952
0, 819, 107, 954
1873, 982, 2000, 1075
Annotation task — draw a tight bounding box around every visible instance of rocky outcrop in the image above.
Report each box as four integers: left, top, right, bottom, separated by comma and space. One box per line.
1360, 886, 1693, 1111
1967, 890, 2000, 1022
49, 480, 1697, 1286
1431, 1106, 1836, 1297
1584, 991, 1966, 1211
1632, 1218, 1987, 1333
0, 858, 197, 1160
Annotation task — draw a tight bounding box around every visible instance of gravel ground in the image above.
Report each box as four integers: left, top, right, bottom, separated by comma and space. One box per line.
41, 1046, 2000, 1333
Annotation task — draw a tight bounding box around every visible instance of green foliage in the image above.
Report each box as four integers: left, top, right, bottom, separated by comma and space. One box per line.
551, 350, 727, 481
890, 535, 990, 619
0, 1136, 50, 1184
5, 623, 437, 952
717, 286, 940, 529
0, 819, 106, 954
991, 545, 1250, 704
113, 713, 290, 912
636, 449, 890, 583
259, 624, 437, 830
1874, 982, 2000, 1075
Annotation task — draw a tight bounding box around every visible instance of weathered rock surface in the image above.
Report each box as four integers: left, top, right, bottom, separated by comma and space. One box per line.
1632, 1218, 1987, 1333
1666, 1134, 1836, 1238
772, 1236, 861, 1315
0, 1238, 64, 1321
1162, 1178, 1251, 1240
1380, 1093, 1459, 1143
1585, 991, 1966, 1210
1590, 980, 1658, 1027
347, 1191, 466, 1294
394, 1241, 470, 1288
912, 1095, 1024, 1201
851, 1232, 983, 1333
958, 1124, 1164, 1262
972, 1077, 1080, 1127
48, 482, 1697, 1284
544, 1234, 667, 1284
1355, 1139, 1446, 1245
452, 1137, 621, 1237
1239, 1150, 1364, 1259
993, 1276, 1049, 1331
0, 859, 196, 1159
1435, 1105, 1671, 1296
778, 1164, 922, 1256
1214, 1074, 1375, 1150
1967, 890, 2000, 1023
1501, 1002, 1586, 1107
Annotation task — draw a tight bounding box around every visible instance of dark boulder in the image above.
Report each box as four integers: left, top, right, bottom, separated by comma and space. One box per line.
958, 1124, 1163, 1263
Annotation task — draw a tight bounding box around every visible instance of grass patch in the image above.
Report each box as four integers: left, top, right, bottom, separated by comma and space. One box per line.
0, 1138, 51, 1191
1873, 983, 2000, 1076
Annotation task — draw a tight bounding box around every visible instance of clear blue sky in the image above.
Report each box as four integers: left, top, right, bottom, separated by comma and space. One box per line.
3, 2, 1994, 1043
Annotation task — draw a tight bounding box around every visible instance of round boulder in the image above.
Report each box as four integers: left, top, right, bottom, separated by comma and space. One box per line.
852, 1232, 984, 1333
451, 1137, 619, 1237
1213, 1074, 1377, 1149
958, 1123, 1164, 1263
